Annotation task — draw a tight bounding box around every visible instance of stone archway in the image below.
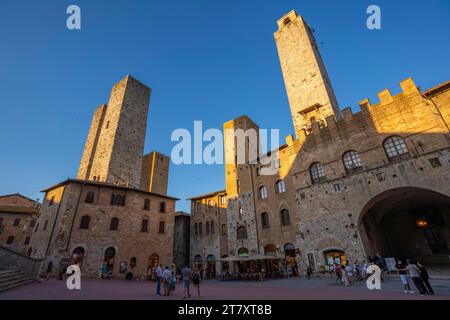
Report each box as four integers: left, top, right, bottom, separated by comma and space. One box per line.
358, 187, 450, 265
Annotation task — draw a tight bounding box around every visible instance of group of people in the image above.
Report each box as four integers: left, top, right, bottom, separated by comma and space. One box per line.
396, 259, 434, 295
154, 264, 202, 298
329, 255, 435, 296
332, 260, 369, 287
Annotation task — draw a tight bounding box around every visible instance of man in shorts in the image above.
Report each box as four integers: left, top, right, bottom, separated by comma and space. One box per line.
181, 265, 192, 299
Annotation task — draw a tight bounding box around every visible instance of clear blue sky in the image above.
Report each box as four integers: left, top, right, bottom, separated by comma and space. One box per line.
0, 0, 449, 212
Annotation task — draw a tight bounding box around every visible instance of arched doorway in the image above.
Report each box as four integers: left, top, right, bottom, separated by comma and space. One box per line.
147, 254, 159, 280
323, 249, 346, 267
101, 247, 115, 279
284, 243, 299, 276
71, 247, 85, 267
359, 187, 450, 265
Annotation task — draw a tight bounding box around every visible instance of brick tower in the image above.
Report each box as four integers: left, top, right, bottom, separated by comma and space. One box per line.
77, 75, 151, 188
274, 10, 340, 136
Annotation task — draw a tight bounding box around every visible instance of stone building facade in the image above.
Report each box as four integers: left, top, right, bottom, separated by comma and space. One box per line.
29, 75, 178, 279
189, 9, 450, 276
189, 190, 228, 276
173, 211, 190, 270
0, 194, 39, 255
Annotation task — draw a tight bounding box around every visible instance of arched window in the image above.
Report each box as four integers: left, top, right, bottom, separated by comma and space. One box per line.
310, 162, 326, 184
110, 217, 119, 231
264, 244, 277, 256
144, 199, 150, 211
159, 202, 166, 213
237, 226, 247, 240
207, 200, 213, 209
261, 212, 270, 229
280, 209, 291, 226
6, 235, 14, 244
283, 17, 291, 26
384, 136, 409, 162
238, 247, 249, 256
85, 191, 95, 203
194, 255, 202, 262
259, 186, 268, 199
206, 221, 210, 235
79, 215, 90, 229
194, 223, 199, 236
13, 218, 20, 226
343, 150, 363, 173
210, 221, 215, 234
276, 180, 286, 193
141, 218, 149, 232
198, 222, 203, 236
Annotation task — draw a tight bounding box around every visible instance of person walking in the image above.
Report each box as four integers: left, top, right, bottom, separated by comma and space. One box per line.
306, 266, 313, 279
417, 262, 434, 295
341, 264, 350, 287
181, 265, 192, 299
345, 262, 354, 286
334, 263, 342, 283
396, 259, 414, 294
406, 259, 427, 295
155, 264, 163, 296
162, 266, 172, 296
192, 267, 201, 298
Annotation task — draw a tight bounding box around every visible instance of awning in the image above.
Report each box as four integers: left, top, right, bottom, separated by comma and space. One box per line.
219, 254, 282, 262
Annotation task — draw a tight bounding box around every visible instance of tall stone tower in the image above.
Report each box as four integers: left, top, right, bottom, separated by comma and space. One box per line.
274, 10, 340, 136
224, 115, 261, 256
77, 75, 151, 188
140, 151, 170, 195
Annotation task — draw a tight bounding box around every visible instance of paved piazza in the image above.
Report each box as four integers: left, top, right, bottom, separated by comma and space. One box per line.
1, 277, 449, 300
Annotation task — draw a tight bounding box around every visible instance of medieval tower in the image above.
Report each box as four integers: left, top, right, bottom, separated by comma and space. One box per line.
77, 75, 151, 189
274, 10, 341, 136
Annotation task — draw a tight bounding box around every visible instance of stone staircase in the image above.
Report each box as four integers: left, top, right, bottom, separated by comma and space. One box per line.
0, 269, 35, 292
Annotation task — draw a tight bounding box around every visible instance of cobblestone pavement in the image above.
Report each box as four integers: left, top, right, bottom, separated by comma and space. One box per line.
1, 277, 449, 300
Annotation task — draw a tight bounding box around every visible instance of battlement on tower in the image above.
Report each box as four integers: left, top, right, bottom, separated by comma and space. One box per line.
285, 78, 429, 147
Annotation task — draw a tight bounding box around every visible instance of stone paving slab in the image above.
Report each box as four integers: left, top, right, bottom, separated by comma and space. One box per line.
0, 278, 449, 300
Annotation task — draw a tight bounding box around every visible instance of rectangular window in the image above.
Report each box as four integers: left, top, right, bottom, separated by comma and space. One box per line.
333, 183, 341, 192
220, 196, 227, 206
429, 157, 442, 168
111, 194, 126, 206
376, 172, 386, 182
158, 221, 165, 234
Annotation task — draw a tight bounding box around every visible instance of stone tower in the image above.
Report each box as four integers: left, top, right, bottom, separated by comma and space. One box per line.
140, 151, 170, 195
77, 75, 151, 188
274, 10, 340, 136
224, 115, 261, 256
